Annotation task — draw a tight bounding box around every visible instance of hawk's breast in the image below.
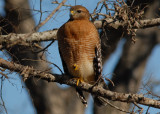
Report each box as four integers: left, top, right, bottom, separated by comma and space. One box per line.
58, 20, 100, 84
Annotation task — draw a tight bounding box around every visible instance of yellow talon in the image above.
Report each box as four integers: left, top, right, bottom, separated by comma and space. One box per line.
76, 79, 80, 86
73, 64, 78, 70
75, 78, 83, 86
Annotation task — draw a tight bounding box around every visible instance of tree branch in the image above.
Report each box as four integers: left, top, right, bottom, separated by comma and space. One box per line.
0, 30, 58, 43
0, 30, 58, 49
137, 18, 160, 28
0, 17, 160, 49
0, 58, 160, 108
94, 17, 160, 29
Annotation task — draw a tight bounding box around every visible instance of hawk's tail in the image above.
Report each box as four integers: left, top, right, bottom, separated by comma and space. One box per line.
76, 79, 108, 107
76, 88, 88, 107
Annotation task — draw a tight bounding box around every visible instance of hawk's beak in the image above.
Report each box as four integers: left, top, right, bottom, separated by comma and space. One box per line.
70, 10, 75, 15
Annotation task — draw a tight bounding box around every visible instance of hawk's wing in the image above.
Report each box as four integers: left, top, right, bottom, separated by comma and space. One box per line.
93, 43, 108, 106
94, 43, 102, 81
59, 50, 69, 75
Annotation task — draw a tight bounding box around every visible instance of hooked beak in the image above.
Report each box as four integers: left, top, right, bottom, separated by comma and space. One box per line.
70, 10, 75, 15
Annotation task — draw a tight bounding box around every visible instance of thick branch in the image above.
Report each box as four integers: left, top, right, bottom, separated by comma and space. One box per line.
0, 30, 57, 43
0, 58, 160, 108
0, 18, 160, 47
94, 17, 160, 29
138, 18, 160, 28
0, 30, 58, 49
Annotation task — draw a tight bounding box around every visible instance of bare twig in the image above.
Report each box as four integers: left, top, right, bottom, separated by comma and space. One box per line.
34, 0, 67, 31
0, 72, 8, 79
105, 77, 115, 86
33, 40, 55, 53
0, 77, 8, 114
21, 58, 64, 74
52, 1, 72, 7
0, 58, 160, 109
38, 0, 43, 26
106, 100, 132, 113
133, 102, 144, 114
93, 1, 103, 15
146, 106, 150, 114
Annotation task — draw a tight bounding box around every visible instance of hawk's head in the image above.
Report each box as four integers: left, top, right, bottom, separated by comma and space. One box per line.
70, 5, 90, 20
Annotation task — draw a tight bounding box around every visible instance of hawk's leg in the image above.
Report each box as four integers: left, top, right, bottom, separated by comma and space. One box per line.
71, 77, 87, 106
72, 64, 87, 106
72, 77, 84, 86
72, 64, 84, 86
76, 78, 83, 86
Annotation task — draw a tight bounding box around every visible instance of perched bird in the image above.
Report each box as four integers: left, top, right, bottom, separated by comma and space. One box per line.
57, 5, 107, 106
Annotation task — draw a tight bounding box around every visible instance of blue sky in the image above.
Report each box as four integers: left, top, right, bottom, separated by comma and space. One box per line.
0, 0, 160, 114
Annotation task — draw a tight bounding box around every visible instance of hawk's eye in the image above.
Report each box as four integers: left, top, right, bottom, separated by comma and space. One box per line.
77, 10, 82, 13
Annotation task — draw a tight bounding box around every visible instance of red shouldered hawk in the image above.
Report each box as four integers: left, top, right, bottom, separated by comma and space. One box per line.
57, 5, 107, 106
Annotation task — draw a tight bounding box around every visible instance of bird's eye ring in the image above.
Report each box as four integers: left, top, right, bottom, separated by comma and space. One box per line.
77, 10, 82, 13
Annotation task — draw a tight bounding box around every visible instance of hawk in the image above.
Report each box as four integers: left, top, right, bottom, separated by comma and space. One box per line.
57, 5, 107, 106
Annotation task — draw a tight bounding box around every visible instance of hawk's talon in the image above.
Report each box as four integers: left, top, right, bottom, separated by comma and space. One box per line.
73, 78, 83, 86
76, 79, 80, 86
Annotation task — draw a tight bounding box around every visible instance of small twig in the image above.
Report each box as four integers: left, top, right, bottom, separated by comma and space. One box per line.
34, 0, 67, 31
91, 13, 109, 18
20, 66, 31, 81
21, 58, 63, 74
106, 100, 132, 113
131, 0, 136, 7
0, 68, 5, 72
133, 102, 144, 114
145, 88, 160, 99
93, 1, 103, 15
33, 40, 55, 53
43, 60, 64, 74
38, 0, 43, 25
146, 106, 150, 114
52, 1, 72, 7
105, 77, 115, 86
131, 105, 136, 114
0, 72, 8, 79
0, 77, 8, 114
